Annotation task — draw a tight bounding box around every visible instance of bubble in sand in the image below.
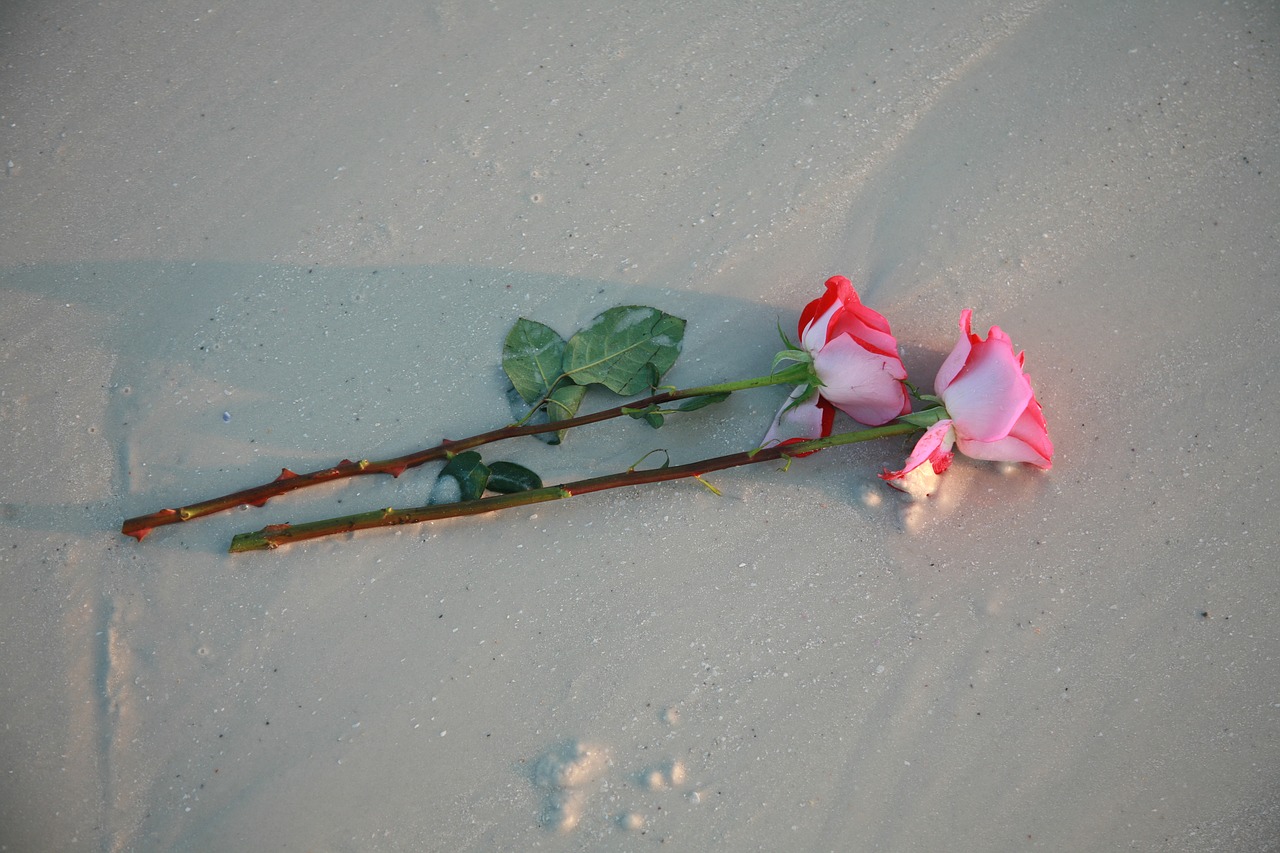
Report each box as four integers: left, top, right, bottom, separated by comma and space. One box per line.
533, 740, 609, 833
534, 740, 609, 790
542, 788, 587, 833
641, 758, 686, 790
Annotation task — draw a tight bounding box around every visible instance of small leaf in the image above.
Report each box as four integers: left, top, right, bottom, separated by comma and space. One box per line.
506, 379, 586, 440
897, 405, 948, 429
544, 383, 588, 422
487, 461, 543, 494
503, 318, 567, 404
628, 448, 671, 471
542, 383, 589, 444
692, 475, 722, 496
563, 306, 686, 395
675, 392, 731, 412
506, 383, 587, 445
622, 403, 664, 428
431, 451, 490, 503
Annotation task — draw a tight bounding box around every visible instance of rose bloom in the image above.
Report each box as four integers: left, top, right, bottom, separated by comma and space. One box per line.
762, 276, 911, 447
882, 309, 1053, 497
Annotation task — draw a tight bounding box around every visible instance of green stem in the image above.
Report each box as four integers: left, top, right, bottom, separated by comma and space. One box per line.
123, 364, 813, 542
673, 363, 812, 397
228, 420, 918, 552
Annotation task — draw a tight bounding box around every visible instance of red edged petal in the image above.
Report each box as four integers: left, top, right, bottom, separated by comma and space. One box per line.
798, 276, 851, 338
760, 387, 832, 449
941, 317, 1034, 443
935, 308, 975, 394
880, 420, 956, 498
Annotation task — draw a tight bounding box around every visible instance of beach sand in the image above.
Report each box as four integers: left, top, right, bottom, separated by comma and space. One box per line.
2, 1, 1277, 850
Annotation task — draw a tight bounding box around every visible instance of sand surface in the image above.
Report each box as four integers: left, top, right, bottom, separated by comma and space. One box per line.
2, 1, 1277, 850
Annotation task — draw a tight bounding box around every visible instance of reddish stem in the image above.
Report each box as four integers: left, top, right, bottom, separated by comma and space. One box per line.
121, 389, 689, 541
227, 422, 918, 552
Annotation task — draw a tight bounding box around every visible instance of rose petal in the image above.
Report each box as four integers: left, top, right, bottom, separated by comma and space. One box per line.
760, 386, 833, 448
811, 334, 910, 426
941, 321, 1033, 443
880, 419, 956, 499
935, 309, 975, 394
800, 298, 842, 354
829, 277, 901, 355
799, 276, 901, 359
955, 396, 1053, 468
797, 276, 847, 340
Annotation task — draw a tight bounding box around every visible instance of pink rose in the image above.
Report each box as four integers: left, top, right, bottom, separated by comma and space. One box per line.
762, 276, 911, 447
881, 309, 1053, 497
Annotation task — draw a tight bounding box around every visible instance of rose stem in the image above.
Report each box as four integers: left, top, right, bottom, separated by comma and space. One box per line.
227, 421, 918, 552
122, 366, 811, 542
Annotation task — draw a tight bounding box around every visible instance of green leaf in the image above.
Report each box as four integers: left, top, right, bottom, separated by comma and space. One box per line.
676, 392, 731, 412
486, 461, 544, 494
622, 403, 664, 428
430, 451, 490, 503
505, 383, 587, 445
620, 391, 730, 430
544, 383, 588, 422
563, 306, 686, 395
629, 448, 671, 471
541, 383, 589, 444
503, 318, 567, 404
897, 405, 949, 429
